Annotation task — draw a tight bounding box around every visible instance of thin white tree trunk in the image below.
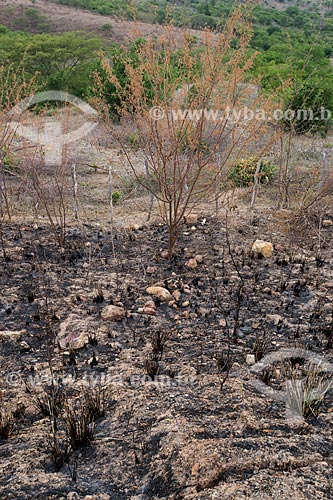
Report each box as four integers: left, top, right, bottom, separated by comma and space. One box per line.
251, 158, 262, 208
145, 159, 154, 221
71, 162, 79, 220
108, 165, 115, 256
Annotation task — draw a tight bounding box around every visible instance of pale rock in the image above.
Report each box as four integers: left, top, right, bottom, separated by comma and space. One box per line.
266, 314, 283, 325
101, 305, 126, 321
322, 219, 333, 227
246, 354, 256, 365
146, 286, 172, 301
182, 300, 190, 307
172, 290, 181, 301
184, 213, 199, 225
20, 341, 30, 352
146, 266, 157, 274
0, 329, 26, 340
252, 239, 273, 258
145, 299, 156, 309
195, 254, 203, 263
57, 315, 89, 350
67, 493, 80, 500
185, 258, 198, 269
138, 306, 156, 315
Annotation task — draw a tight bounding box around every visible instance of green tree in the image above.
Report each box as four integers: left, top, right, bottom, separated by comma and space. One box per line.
0, 31, 101, 95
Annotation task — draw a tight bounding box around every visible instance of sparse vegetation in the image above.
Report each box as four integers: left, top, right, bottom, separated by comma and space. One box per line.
1, 0, 333, 498
228, 157, 276, 187
0, 407, 15, 440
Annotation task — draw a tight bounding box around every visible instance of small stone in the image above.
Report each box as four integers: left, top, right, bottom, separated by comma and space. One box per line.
191, 463, 199, 476
172, 290, 181, 301
246, 354, 256, 365
146, 286, 172, 301
145, 300, 156, 308
0, 330, 26, 340
101, 305, 126, 321
322, 219, 333, 227
20, 341, 30, 353
146, 266, 157, 274
138, 307, 156, 315
67, 493, 80, 500
57, 315, 89, 350
195, 254, 203, 263
198, 307, 210, 316
219, 318, 227, 327
185, 258, 198, 269
182, 301, 190, 307
252, 239, 273, 258
184, 213, 199, 225
160, 250, 169, 259
266, 314, 283, 325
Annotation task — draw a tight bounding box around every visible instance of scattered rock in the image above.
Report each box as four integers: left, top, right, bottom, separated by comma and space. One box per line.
20, 341, 30, 353
172, 290, 181, 301
266, 314, 283, 325
195, 254, 203, 263
0, 330, 26, 340
141, 307, 157, 315
185, 258, 198, 269
184, 213, 199, 224
146, 266, 157, 274
67, 492, 80, 500
252, 239, 274, 258
198, 307, 210, 316
138, 300, 157, 315
101, 305, 126, 321
57, 315, 89, 350
182, 300, 190, 307
246, 354, 256, 365
322, 219, 333, 227
146, 286, 172, 301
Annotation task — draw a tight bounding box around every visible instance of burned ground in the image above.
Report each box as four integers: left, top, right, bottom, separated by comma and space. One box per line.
1, 208, 333, 499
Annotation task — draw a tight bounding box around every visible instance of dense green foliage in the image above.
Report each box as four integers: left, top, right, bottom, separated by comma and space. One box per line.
49, 0, 134, 17
0, 27, 101, 96
1, 0, 333, 132
228, 157, 276, 187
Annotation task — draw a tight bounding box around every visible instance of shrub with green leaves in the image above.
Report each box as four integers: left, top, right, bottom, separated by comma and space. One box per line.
0, 148, 18, 172
112, 191, 121, 204
228, 157, 276, 187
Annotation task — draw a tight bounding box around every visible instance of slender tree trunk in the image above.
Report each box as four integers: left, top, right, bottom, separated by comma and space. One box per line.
71, 162, 79, 221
